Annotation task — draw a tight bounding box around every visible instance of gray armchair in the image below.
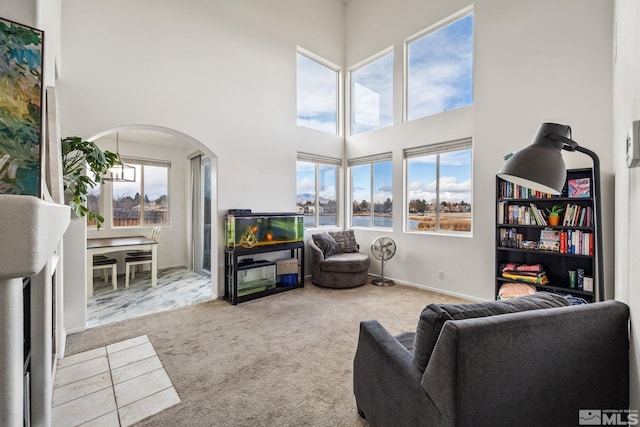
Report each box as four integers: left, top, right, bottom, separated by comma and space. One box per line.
353, 294, 630, 427
309, 231, 370, 288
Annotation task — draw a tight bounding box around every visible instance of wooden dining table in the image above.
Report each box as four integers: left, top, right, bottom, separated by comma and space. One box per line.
87, 236, 158, 297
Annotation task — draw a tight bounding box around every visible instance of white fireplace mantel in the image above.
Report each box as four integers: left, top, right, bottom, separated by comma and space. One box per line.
0, 194, 70, 427
0, 195, 70, 279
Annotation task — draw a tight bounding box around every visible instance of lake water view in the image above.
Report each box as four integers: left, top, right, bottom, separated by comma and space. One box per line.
304, 214, 458, 229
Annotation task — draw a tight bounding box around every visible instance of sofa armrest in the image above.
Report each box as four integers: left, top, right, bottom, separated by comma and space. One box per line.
353, 320, 443, 427
423, 300, 629, 427
308, 237, 325, 261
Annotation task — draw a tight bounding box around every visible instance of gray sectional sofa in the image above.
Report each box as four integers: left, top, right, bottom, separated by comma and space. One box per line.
353, 293, 630, 427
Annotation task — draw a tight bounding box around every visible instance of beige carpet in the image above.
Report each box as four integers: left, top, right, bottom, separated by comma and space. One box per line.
65, 280, 468, 426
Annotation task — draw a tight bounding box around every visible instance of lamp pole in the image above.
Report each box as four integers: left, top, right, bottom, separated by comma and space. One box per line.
544, 132, 605, 301
575, 146, 605, 301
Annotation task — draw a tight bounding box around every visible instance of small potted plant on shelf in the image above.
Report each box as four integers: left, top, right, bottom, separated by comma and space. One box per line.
546, 204, 564, 226
61, 136, 118, 230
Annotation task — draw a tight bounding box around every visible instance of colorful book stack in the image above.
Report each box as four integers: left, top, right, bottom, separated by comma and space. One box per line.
499, 182, 554, 199
558, 230, 594, 255
501, 263, 549, 285
497, 202, 548, 226
562, 204, 592, 227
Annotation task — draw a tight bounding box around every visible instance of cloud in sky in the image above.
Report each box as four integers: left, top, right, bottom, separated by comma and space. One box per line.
297, 176, 314, 195
297, 53, 337, 134
351, 52, 394, 134
407, 13, 473, 120
408, 176, 471, 203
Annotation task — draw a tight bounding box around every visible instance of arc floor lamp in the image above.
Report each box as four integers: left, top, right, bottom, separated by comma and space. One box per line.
497, 122, 604, 301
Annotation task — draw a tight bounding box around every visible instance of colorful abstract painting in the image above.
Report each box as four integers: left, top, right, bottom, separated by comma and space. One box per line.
0, 17, 43, 196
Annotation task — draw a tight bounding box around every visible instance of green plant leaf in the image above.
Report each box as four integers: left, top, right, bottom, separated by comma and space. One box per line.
61, 136, 118, 229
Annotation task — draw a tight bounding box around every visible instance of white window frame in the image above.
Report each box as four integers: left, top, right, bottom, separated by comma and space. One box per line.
403, 138, 473, 235
296, 47, 343, 136
348, 152, 393, 229
348, 47, 394, 136
296, 152, 342, 229
403, 6, 474, 123
111, 157, 171, 228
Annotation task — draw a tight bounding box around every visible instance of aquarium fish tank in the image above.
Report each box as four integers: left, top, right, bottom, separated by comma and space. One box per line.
226, 212, 304, 249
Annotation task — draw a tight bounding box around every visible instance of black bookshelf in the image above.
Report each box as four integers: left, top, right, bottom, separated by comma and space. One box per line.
495, 168, 597, 302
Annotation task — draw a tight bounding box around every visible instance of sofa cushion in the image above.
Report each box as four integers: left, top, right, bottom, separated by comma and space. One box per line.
320, 252, 370, 273
412, 292, 570, 371
312, 233, 339, 258
329, 230, 358, 253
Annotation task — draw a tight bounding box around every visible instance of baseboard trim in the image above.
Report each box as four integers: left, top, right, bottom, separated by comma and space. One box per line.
366, 273, 487, 302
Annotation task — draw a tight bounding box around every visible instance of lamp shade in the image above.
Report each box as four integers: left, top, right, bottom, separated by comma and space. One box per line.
497, 123, 571, 195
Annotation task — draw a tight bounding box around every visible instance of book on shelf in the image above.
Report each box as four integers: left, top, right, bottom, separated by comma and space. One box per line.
529, 203, 547, 226
583, 276, 594, 292
562, 204, 592, 227
499, 203, 550, 226
499, 181, 553, 199
498, 201, 505, 224
568, 177, 591, 198
539, 228, 560, 252
558, 230, 594, 255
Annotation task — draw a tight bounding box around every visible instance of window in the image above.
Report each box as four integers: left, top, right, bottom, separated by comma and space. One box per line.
350, 50, 393, 135
406, 11, 473, 121
404, 139, 472, 233
86, 164, 101, 227
349, 153, 393, 228
296, 153, 341, 228
112, 159, 170, 227
296, 49, 340, 134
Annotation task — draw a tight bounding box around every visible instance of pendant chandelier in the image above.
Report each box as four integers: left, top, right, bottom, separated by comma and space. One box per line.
102, 132, 136, 182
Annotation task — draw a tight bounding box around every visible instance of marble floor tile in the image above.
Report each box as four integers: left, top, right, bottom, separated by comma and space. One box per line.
107, 342, 157, 370
113, 368, 173, 407
51, 387, 117, 427
53, 335, 180, 427
88, 266, 213, 328
118, 387, 181, 427
111, 356, 163, 385
54, 356, 110, 388
52, 372, 112, 406
106, 335, 149, 354
78, 410, 120, 427
57, 346, 107, 369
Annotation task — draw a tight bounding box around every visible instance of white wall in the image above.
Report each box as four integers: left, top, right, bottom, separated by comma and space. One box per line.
614, 0, 640, 407
344, 0, 614, 301
58, 0, 345, 294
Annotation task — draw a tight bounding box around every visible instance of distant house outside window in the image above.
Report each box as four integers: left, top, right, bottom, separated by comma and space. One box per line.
350, 50, 393, 135
112, 159, 170, 227
296, 153, 341, 228
296, 50, 340, 134
406, 11, 474, 121
349, 153, 393, 228
405, 139, 472, 233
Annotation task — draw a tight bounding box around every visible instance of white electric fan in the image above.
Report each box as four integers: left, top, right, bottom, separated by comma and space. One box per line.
370, 236, 397, 286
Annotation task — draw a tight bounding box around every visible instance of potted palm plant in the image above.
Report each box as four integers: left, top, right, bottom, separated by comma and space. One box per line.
61, 136, 118, 230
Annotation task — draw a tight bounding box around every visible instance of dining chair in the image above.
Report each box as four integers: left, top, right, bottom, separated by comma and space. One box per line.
124, 227, 161, 288
126, 226, 161, 258
92, 256, 118, 291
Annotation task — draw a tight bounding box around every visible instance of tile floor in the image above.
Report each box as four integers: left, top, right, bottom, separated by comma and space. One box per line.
87, 266, 214, 328
52, 335, 180, 426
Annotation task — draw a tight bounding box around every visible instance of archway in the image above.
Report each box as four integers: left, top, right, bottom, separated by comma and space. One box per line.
86, 125, 218, 324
